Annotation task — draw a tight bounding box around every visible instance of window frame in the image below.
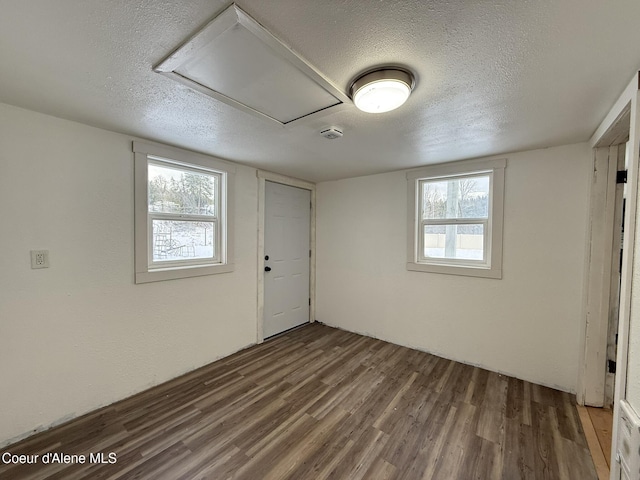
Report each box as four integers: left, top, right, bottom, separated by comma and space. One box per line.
407, 158, 506, 279
134, 141, 235, 284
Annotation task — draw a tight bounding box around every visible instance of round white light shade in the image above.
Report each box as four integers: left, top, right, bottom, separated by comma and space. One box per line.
351, 69, 414, 113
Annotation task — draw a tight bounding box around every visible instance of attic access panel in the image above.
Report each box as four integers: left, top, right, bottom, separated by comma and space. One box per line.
154, 4, 349, 126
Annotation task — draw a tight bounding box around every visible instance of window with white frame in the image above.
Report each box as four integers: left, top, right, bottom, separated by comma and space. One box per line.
407, 158, 505, 278
133, 141, 235, 283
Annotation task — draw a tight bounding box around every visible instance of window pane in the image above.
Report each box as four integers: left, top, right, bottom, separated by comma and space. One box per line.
421, 175, 489, 220
148, 162, 217, 215
423, 224, 484, 260
152, 220, 215, 263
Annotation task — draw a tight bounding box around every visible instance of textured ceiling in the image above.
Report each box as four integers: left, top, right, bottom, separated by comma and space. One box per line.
1, 1, 640, 182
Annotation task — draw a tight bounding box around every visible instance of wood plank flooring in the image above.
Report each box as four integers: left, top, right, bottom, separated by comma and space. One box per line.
577, 406, 609, 480
586, 407, 613, 467
0, 323, 597, 479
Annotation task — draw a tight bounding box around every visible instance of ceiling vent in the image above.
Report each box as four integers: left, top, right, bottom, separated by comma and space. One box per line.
154, 4, 349, 127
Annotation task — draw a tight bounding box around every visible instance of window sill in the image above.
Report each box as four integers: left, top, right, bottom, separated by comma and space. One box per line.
406, 262, 502, 279
136, 263, 234, 284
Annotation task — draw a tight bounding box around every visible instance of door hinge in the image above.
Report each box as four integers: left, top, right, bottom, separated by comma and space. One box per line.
608, 359, 617, 374
309, 298, 311, 306
617, 170, 628, 184
309, 249, 312, 258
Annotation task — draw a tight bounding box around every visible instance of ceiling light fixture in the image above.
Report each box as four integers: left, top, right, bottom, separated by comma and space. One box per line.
350, 68, 414, 113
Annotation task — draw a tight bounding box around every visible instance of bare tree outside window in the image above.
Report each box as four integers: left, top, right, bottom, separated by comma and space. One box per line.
408, 158, 505, 278
148, 162, 220, 264
420, 175, 489, 261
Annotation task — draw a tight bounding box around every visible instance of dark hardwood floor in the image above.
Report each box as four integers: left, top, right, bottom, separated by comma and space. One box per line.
0, 323, 596, 479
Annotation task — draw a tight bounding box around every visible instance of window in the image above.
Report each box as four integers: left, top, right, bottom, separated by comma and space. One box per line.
407, 158, 505, 278
133, 141, 235, 283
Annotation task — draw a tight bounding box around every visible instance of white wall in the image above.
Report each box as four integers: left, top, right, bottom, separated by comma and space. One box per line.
628, 171, 640, 412
316, 143, 591, 392
0, 99, 594, 447
0, 103, 259, 446
629, 287, 640, 413
628, 97, 640, 414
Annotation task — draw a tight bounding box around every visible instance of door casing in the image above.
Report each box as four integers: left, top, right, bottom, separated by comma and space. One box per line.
581, 72, 640, 480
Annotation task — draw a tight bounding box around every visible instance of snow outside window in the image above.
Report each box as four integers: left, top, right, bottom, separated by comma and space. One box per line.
148, 160, 220, 268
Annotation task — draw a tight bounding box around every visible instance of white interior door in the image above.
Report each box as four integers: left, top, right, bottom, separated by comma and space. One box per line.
263, 181, 311, 338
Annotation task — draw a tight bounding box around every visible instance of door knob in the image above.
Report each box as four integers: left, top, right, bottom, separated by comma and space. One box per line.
264, 266, 271, 272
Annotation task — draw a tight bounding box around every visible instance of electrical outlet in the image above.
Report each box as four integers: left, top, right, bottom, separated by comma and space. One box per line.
30, 250, 49, 269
